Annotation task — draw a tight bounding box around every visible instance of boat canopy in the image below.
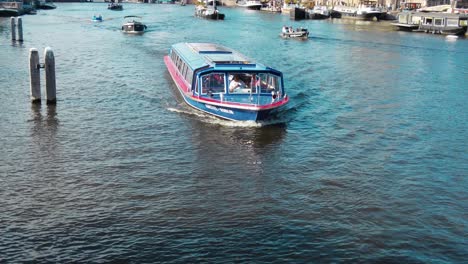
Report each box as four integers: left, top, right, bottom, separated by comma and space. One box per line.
171, 43, 269, 72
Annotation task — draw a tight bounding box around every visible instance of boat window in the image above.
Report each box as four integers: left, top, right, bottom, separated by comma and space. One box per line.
257, 73, 281, 94
228, 73, 256, 94
434, 18, 443, 26
181, 63, 188, 78
425, 18, 433, 25
447, 19, 458, 27
201, 73, 225, 94
187, 68, 194, 84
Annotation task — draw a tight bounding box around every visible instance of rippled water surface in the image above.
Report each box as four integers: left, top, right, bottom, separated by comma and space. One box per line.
1, 3, 467, 263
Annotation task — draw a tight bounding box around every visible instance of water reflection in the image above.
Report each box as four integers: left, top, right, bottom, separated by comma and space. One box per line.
188, 119, 286, 174
30, 104, 59, 154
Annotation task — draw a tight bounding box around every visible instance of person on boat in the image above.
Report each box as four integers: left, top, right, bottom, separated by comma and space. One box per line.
282, 26, 288, 34
229, 75, 246, 92
288, 26, 294, 33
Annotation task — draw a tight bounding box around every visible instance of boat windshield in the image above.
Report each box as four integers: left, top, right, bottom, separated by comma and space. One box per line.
200, 72, 281, 95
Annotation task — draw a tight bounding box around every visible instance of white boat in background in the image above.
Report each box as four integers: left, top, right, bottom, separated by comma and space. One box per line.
236, 0, 262, 10
0, 1, 23, 16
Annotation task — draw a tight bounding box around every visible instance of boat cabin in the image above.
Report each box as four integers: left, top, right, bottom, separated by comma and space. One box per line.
168, 43, 284, 103
419, 12, 468, 35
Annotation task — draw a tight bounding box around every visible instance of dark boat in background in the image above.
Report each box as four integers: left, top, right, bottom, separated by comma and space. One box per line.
108, 2, 123, 10
121, 16, 147, 34
37, 0, 56, 10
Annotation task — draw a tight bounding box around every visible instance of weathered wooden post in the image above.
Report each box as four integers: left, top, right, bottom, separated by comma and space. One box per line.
29, 48, 41, 103
17, 17, 23, 42
44, 47, 56, 104
10, 17, 16, 41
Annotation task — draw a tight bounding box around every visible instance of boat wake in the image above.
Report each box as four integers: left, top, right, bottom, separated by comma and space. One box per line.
167, 107, 287, 127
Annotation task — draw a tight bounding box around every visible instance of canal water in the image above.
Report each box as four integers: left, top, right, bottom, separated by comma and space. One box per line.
1, 3, 467, 263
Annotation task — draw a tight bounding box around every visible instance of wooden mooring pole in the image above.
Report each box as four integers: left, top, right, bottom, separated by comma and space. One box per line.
10, 17, 16, 41
10, 17, 23, 42
17, 17, 23, 42
29, 47, 57, 104
29, 48, 41, 103
44, 47, 56, 105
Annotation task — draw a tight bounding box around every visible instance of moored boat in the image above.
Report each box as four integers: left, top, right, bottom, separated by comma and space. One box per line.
37, 0, 56, 10
308, 5, 330, 19
236, 0, 262, 10
121, 16, 147, 34
392, 11, 468, 35
164, 43, 289, 122
333, 1, 385, 21
0, 1, 23, 17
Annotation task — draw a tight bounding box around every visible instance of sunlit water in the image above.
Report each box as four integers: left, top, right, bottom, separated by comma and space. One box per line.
1, 3, 467, 263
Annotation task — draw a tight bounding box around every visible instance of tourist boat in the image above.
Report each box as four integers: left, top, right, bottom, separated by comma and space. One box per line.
164, 43, 289, 122
236, 0, 262, 10
92, 14, 103, 22
108, 3, 123, 10
280, 27, 309, 39
121, 16, 147, 34
195, 0, 224, 20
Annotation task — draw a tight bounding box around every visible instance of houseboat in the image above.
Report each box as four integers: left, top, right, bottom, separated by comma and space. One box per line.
164, 43, 289, 122
392, 12, 468, 35
419, 12, 468, 35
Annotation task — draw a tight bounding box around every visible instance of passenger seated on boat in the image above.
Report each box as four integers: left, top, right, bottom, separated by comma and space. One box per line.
282, 26, 288, 34
202, 73, 225, 94
229, 75, 246, 93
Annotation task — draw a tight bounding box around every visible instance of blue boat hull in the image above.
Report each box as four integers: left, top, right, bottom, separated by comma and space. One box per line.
182, 95, 283, 122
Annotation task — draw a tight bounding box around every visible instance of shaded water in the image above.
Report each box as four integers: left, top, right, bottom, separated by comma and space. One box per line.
1, 3, 467, 263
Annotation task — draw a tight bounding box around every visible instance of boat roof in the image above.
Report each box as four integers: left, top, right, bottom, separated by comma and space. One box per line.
403, 11, 467, 19
171, 42, 271, 72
